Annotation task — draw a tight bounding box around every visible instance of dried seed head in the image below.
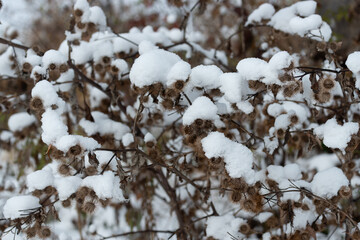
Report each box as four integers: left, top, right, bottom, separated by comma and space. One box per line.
242, 199, 255, 212
322, 78, 335, 90
44, 186, 55, 195
146, 141, 155, 148
74, 9, 83, 17
59, 64, 68, 73
230, 191, 242, 202
95, 63, 103, 72
62, 199, 71, 208
329, 42, 339, 51
49, 69, 60, 81
283, 84, 296, 98
49, 63, 56, 70
174, 80, 185, 90
239, 223, 250, 235
183, 125, 192, 135
82, 201, 96, 213
30, 97, 43, 111
26, 227, 37, 238
32, 189, 43, 197
289, 114, 299, 125
111, 65, 119, 74
68, 145, 82, 156
76, 21, 86, 29
162, 98, 173, 109
339, 186, 351, 199
22, 62, 32, 73
195, 118, 203, 127
317, 41, 327, 52
102, 56, 110, 65
276, 128, 286, 138
317, 91, 331, 103
85, 166, 97, 176
248, 80, 265, 90
38, 226, 51, 238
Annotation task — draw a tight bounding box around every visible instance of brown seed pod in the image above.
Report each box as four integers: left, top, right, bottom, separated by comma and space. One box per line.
321, 78, 335, 90
239, 223, 250, 235
68, 145, 82, 156
49, 69, 60, 81
161, 98, 173, 109
26, 227, 37, 238
30, 97, 43, 111
38, 226, 51, 238
82, 201, 96, 214
74, 9, 83, 17
58, 164, 71, 176
289, 114, 299, 125
195, 118, 203, 127
174, 80, 185, 90
102, 56, 111, 65
338, 186, 351, 199
22, 62, 32, 73
276, 128, 286, 138
44, 186, 56, 195
230, 190, 242, 203
111, 65, 119, 74
76, 21, 86, 29
59, 64, 68, 73
85, 166, 97, 176
316, 41, 327, 52
62, 199, 71, 208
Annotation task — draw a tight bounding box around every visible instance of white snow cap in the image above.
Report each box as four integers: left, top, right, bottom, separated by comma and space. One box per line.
246, 3, 275, 26
201, 131, 255, 183
314, 118, 358, 152
129, 48, 185, 88
3, 195, 41, 219
26, 169, 54, 191
189, 65, 223, 89
311, 167, 349, 198
269, 0, 332, 41
236, 51, 292, 85
8, 112, 36, 132
346, 51, 360, 89
144, 132, 156, 142
183, 96, 219, 125
206, 214, 245, 240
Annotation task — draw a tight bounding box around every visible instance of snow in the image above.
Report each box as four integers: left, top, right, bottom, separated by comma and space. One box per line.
346, 51, 360, 89
79, 111, 130, 140
246, 3, 275, 26
8, 112, 36, 132
144, 132, 156, 142
55, 176, 82, 201
55, 135, 99, 153
219, 73, 246, 103
292, 208, 316, 229
41, 110, 68, 145
206, 214, 245, 240
311, 167, 349, 198
3, 195, 41, 219
314, 118, 359, 152
129, 48, 183, 88
81, 171, 125, 201
183, 96, 219, 125
42, 50, 67, 68
166, 61, 191, 86
88, 6, 106, 27
201, 131, 255, 183
26, 169, 54, 191
268, 0, 331, 41
236, 53, 292, 85
122, 133, 134, 146
31, 80, 66, 110
189, 65, 223, 89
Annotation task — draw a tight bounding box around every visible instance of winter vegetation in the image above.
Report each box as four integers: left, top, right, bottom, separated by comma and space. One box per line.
0, 0, 360, 239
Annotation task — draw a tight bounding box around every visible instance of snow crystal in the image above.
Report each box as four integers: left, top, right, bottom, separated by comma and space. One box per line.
3, 195, 41, 219
183, 96, 219, 125
313, 118, 358, 152
130, 48, 183, 87
26, 169, 54, 191
206, 214, 245, 240
31, 80, 65, 109
8, 112, 36, 132
189, 65, 223, 89
311, 167, 349, 198
201, 131, 255, 183
246, 3, 275, 26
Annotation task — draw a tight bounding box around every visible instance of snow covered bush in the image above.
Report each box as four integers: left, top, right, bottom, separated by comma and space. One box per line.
1, 0, 360, 239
